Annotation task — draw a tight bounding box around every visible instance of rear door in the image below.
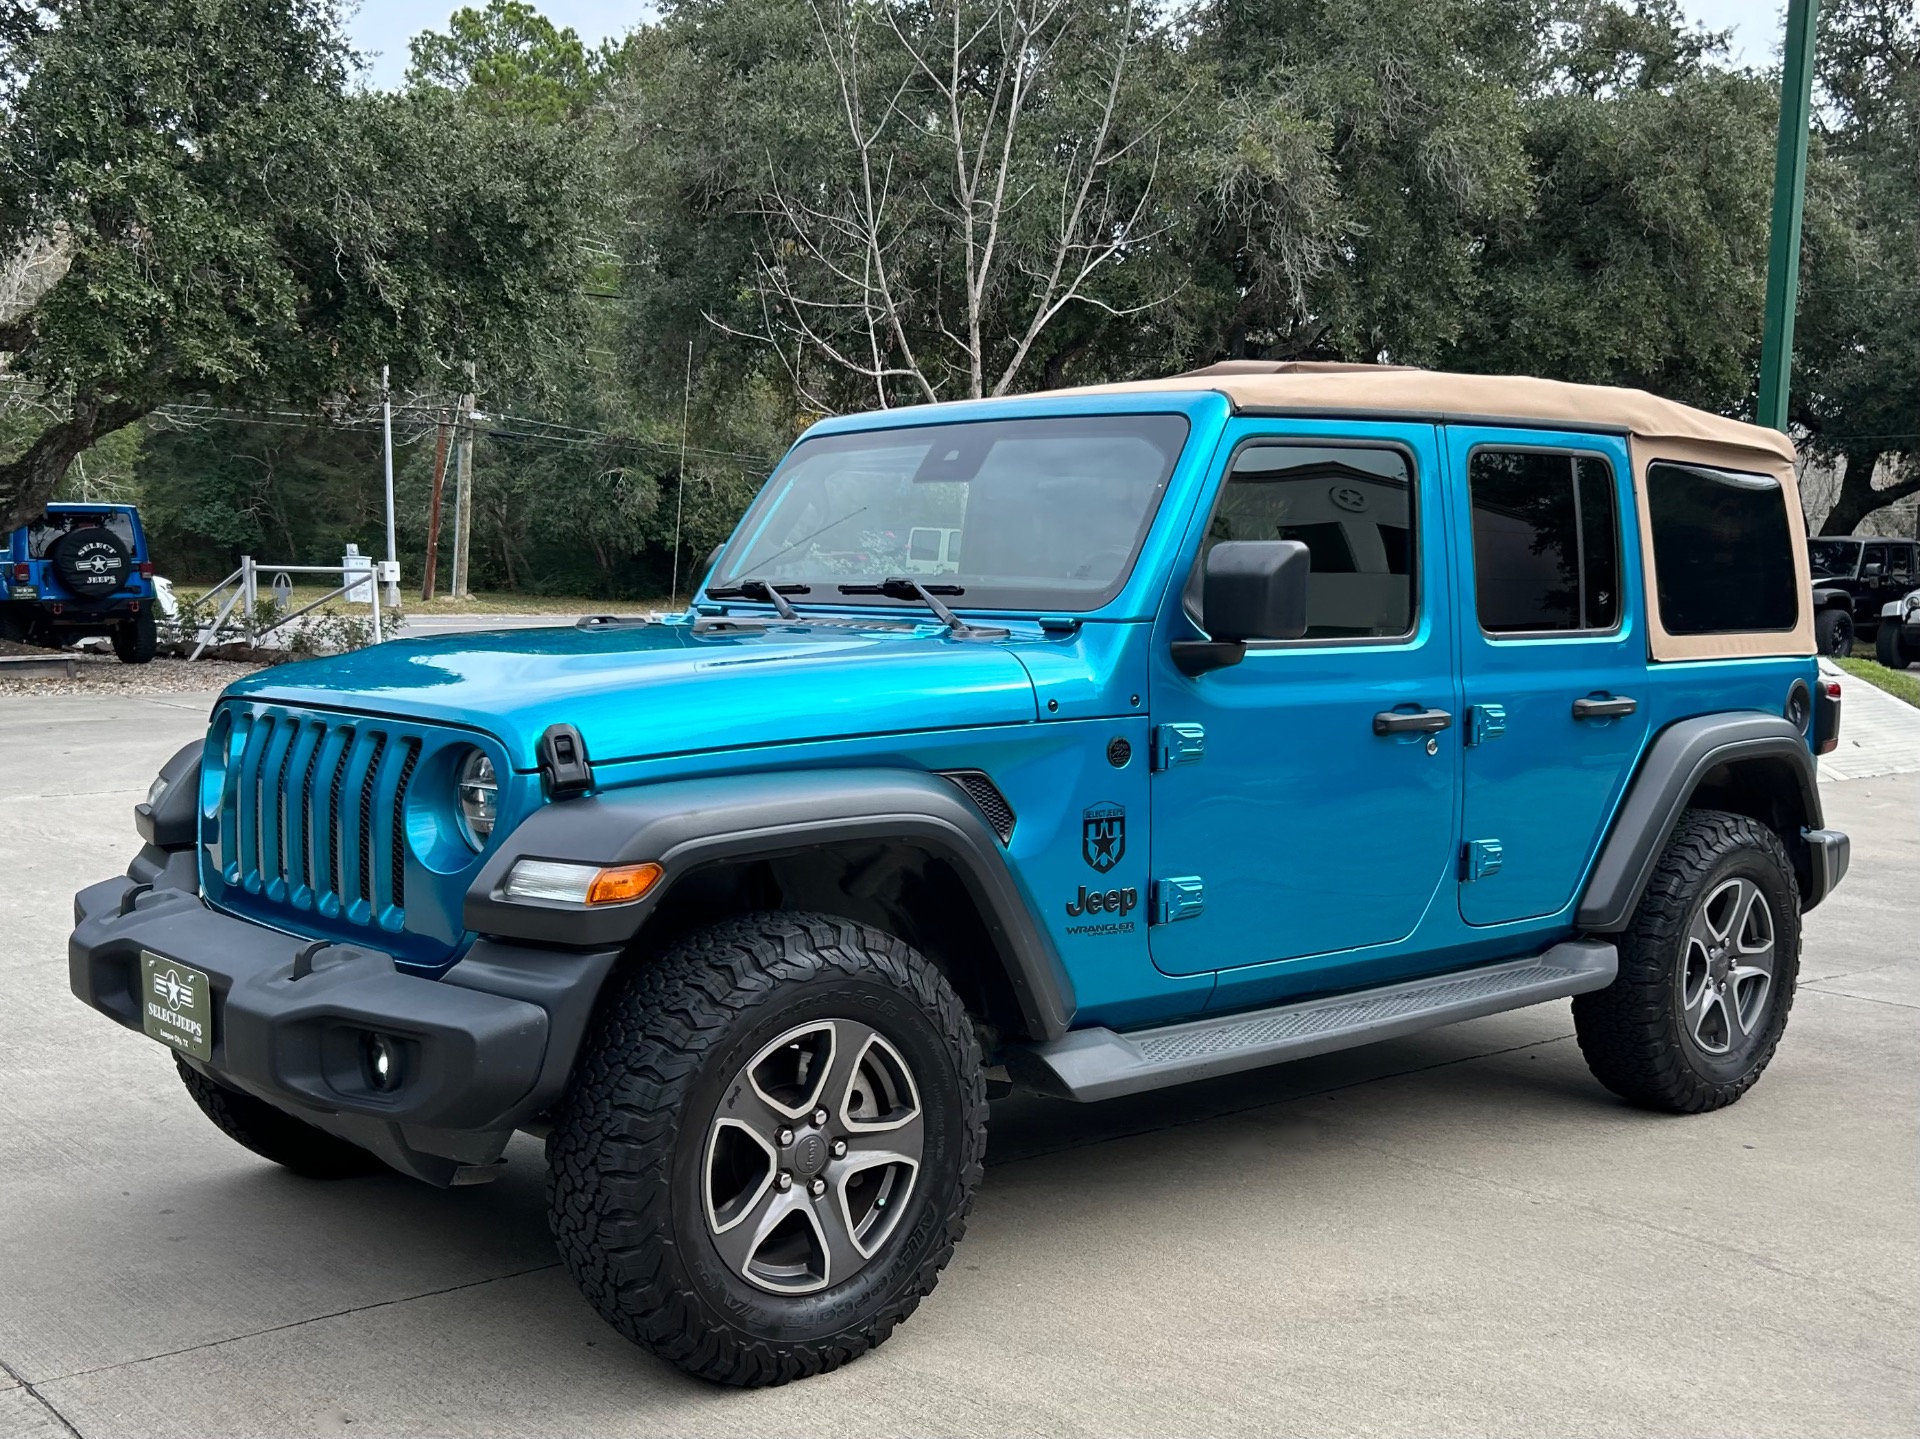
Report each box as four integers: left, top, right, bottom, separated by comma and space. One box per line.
1447, 428, 1650, 926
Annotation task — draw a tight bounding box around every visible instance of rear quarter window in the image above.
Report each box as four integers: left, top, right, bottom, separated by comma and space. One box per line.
1646, 462, 1798, 635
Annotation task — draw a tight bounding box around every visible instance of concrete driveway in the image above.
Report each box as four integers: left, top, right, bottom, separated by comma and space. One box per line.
1, 686, 1913, 1438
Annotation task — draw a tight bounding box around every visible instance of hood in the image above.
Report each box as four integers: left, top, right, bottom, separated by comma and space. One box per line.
225, 619, 1040, 769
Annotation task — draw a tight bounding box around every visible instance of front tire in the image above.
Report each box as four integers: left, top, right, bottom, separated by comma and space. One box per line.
1573, 810, 1799, 1113
1816, 607, 1854, 658
547, 912, 986, 1387
1876, 623, 1912, 669
175, 1056, 389, 1177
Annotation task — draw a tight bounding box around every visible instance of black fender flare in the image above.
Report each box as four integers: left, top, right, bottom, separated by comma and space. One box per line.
1577, 713, 1824, 932
465, 768, 1074, 1041
1810, 586, 1853, 615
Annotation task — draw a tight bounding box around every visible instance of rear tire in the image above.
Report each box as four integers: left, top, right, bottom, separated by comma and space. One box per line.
546, 912, 986, 1387
1573, 810, 1799, 1114
112, 605, 157, 664
1816, 607, 1854, 658
1876, 623, 1912, 669
175, 1056, 388, 1178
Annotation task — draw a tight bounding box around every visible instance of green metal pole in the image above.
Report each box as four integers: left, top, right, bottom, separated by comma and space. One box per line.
1757, 0, 1821, 433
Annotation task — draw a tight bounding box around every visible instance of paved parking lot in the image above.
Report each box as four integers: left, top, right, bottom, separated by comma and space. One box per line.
1, 684, 1914, 1438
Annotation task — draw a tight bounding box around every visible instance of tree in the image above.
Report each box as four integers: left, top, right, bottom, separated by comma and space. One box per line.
406, 0, 610, 123
619, 0, 1193, 413
0, 0, 604, 531
1791, 0, 1919, 535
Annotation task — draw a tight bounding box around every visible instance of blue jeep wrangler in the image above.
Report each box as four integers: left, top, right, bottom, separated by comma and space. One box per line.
70, 364, 1851, 1385
3, 502, 159, 663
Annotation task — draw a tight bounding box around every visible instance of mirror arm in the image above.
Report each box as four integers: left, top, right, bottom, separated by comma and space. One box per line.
1170, 639, 1247, 677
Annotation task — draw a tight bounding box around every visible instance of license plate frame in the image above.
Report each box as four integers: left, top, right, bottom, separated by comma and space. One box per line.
140, 951, 215, 1062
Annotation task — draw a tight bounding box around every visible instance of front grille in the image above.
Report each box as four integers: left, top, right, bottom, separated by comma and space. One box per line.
216, 710, 416, 932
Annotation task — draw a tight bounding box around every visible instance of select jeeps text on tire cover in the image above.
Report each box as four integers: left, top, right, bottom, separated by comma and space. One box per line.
3, 503, 160, 663
70, 364, 1852, 1386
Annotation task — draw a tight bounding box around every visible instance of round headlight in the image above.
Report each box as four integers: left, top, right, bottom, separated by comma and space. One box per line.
455, 749, 498, 851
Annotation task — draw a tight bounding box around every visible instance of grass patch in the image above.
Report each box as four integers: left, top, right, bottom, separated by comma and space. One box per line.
1835, 656, 1920, 709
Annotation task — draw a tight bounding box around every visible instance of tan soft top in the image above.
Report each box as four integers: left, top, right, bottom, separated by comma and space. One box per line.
1064, 362, 1796, 466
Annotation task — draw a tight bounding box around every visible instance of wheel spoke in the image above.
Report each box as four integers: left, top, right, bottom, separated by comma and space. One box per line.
1728, 966, 1771, 1037
831, 1148, 920, 1258
707, 1174, 793, 1278
1700, 879, 1741, 946
1684, 972, 1720, 1049
745, 1020, 838, 1121
812, 1180, 869, 1281
838, 1030, 922, 1135
815, 1018, 878, 1124
703, 1117, 777, 1235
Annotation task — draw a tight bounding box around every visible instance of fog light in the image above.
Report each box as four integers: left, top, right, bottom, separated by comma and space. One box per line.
366, 1033, 401, 1091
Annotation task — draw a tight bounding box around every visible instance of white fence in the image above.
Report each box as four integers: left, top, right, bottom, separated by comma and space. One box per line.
186, 554, 399, 660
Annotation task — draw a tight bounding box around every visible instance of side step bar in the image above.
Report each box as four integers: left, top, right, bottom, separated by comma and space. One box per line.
1006, 940, 1618, 1103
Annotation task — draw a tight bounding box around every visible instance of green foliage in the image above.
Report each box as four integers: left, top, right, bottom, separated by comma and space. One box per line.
13, 0, 1918, 584
1792, 0, 1919, 533
407, 0, 609, 121
0, 0, 606, 528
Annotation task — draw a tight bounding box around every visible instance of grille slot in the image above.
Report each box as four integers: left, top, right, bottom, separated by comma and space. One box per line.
390, 740, 420, 910
939, 770, 1016, 844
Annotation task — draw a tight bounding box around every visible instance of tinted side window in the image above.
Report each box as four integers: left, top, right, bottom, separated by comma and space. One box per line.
1889, 545, 1914, 581
1195, 444, 1415, 640
1647, 462, 1798, 634
1469, 450, 1621, 633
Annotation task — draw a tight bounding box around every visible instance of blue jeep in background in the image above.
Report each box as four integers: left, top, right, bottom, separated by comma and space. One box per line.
3, 501, 159, 663
70, 363, 1850, 1386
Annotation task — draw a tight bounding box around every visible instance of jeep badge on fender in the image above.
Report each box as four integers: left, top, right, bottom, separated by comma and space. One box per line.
69, 365, 1847, 1387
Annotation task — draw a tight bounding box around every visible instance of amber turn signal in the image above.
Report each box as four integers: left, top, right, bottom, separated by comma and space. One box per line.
585, 862, 664, 905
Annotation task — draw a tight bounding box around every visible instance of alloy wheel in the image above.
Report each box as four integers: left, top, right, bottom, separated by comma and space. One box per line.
1678, 876, 1775, 1057
702, 1018, 923, 1295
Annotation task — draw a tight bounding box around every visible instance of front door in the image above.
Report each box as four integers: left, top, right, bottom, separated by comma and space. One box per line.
1447, 428, 1651, 926
1148, 420, 1460, 977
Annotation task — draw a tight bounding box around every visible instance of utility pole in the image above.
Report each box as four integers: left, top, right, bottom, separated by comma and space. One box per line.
1758, 0, 1821, 433
380, 364, 400, 608
420, 409, 453, 601
449, 375, 476, 600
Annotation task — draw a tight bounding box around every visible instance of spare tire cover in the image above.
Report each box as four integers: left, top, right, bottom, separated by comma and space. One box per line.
50, 526, 132, 595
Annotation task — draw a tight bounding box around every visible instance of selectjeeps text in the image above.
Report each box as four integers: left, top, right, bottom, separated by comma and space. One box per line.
70, 363, 1851, 1385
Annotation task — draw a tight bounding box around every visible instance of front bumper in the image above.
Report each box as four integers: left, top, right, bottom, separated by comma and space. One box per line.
71, 860, 616, 1184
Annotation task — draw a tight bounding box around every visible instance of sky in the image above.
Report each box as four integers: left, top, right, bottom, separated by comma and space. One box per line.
345, 1, 1784, 90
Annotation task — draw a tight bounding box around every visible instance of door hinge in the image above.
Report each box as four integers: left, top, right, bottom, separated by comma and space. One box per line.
1466, 703, 1508, 747
1463, 838, 1504, 881
1152, 876, 1206, 925
1151, 722, 1206, 771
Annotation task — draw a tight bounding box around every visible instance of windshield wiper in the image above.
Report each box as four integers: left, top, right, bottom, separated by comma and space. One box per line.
838, 577, 1002, 638
707, 579, 810, 621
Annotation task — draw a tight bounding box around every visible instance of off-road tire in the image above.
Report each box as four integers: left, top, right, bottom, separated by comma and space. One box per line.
174, 1055, 389, 1177
1573, 810, 1799, 1114
1876, 623, 1912, 669
546, 912, 987, 1387
1816, 607, 1854, 658
112, 605, 157, 664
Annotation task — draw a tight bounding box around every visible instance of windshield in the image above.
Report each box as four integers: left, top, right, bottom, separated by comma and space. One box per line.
1807, 539, 1860, 579
714, 414, 1190, 611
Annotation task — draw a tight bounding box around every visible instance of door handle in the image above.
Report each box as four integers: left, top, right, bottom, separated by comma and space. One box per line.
1572, 695, 1638, 720
1373, 708, 1453, 736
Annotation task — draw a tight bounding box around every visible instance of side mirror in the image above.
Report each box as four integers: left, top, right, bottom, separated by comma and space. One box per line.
1172, 540, 1310, 677
1863, 562, 1884, 578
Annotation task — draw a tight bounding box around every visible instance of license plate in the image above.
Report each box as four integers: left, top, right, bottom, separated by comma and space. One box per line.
141, 952, 214, 1062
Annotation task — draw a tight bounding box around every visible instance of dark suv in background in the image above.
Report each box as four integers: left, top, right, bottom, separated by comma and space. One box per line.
2, 503, 159, 663
1808, 535, 1917, 656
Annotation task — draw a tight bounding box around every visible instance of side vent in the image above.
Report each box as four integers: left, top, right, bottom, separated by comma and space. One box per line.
939, 770, 1016, 845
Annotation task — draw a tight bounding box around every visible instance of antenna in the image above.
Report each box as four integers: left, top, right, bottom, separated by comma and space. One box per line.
670, 339, 692, 606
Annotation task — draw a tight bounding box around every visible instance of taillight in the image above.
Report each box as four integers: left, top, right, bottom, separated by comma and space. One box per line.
1815, 678, 1843, 755
9, 563, 25, 584
138, 561, 153, 579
